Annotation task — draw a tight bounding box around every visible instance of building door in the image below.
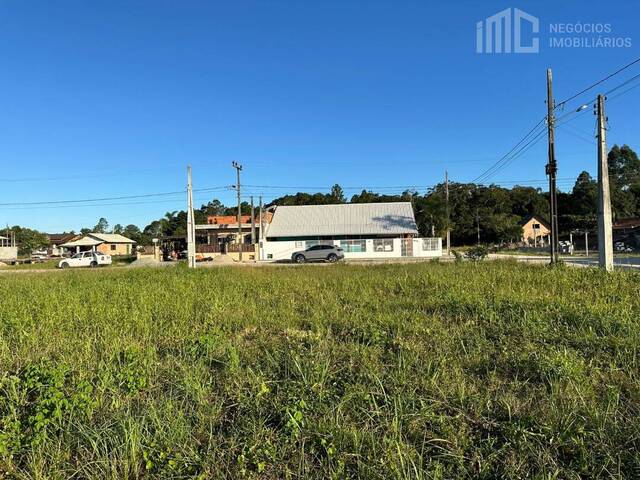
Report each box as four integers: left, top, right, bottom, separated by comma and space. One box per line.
401, 238, 413, 257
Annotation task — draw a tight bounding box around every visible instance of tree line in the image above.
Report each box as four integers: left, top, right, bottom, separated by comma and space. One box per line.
6, 144, 640, 253
259, 144, 640, 245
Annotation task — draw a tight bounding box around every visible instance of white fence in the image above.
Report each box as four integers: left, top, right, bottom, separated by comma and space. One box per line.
260, 237, 442, 261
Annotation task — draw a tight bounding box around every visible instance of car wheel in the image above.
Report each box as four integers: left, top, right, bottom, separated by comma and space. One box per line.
90, 261, 98, 268
60, 262, 69, 269
294, 254, 306, 264
327, 253, 338, 262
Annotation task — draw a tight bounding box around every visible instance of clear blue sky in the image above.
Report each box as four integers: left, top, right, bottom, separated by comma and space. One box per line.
1, 0, 638, 232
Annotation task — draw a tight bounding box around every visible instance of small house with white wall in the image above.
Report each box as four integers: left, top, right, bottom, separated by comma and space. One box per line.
260, 202, 441, 261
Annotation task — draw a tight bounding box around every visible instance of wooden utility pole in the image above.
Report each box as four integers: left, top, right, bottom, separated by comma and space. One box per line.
232, 161, 243, 262
186, 165, 196, 268
596, 94, 614, 271
445, 171, 450, 256
250, 195, 256, 245
476, 207, 480, 245
545, 68, 559, 265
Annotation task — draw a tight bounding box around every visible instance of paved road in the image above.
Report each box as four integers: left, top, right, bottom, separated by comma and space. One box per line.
2, 254, 639, 274
565, 256, 640, 269
491, 254, 640, 270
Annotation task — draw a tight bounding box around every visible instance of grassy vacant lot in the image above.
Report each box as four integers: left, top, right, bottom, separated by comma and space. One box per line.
1, 262, 639, 479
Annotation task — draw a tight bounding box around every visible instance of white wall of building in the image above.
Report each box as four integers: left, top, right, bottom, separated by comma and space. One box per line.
0, 247, 19, 261
259, 237, 441, 261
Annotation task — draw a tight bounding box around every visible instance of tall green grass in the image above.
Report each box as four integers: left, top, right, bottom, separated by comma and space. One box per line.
0, 262, 639, 479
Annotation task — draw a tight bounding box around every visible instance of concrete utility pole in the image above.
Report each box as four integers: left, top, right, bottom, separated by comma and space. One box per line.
445, 171, 450, 256
259, 195, 264, 240
596, 94, 614, 271
545, 68, 560, 265
569, 232, 573, 254
258, 195, 264, 260
250, 195, 256, 245
232, 161, 243, 262
585, 230, 589, 257
186, 165, 196, 269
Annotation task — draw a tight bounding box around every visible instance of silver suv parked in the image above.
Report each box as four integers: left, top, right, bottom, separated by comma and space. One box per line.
291, 244, 345, 263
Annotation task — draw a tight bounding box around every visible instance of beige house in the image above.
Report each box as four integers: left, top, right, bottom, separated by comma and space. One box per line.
520, 215, 550, 247
60, 233, 136, 255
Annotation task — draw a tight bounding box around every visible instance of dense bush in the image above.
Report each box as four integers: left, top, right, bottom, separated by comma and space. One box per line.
465, 245, 489, 261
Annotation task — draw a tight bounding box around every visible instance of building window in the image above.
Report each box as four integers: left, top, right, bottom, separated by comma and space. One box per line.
295, 241, 304, 248
422, 238, 439, 251
340, 239, 366, 253
110, 244, 117, 251
305, 240, 333, 249
532, 223, 541, 229
373, 238, 394, 252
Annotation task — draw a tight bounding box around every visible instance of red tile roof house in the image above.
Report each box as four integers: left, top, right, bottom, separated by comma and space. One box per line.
195, 215, 264, 254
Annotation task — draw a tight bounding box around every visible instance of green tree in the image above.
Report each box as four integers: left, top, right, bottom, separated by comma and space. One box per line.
510, 186, 548, 218
608, 144, 640, 189
93, 218, 109, 233
10, 226, 49, 256
200, 199, 226, 216
570, 171, 598, 216
123, 224, 143, 243
329, 184, 346, 203
608, 145, 640, 218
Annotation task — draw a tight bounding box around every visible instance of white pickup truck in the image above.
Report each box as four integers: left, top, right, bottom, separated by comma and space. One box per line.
58, 251, 112, 269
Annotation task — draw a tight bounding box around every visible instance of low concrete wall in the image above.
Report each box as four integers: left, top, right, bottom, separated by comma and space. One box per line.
0, 247, 18, 261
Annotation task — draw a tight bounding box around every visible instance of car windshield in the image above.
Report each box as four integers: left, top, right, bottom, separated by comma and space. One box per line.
72, 253, 83, 258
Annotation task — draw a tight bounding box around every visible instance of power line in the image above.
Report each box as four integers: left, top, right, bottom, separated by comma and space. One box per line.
469, 59, 640, 186
469, 117, 547, 185
555, 56, 640, 109
0, 186, 230, 207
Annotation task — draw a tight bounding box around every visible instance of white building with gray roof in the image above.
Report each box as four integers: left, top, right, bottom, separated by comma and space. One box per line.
260, 202, 441, 261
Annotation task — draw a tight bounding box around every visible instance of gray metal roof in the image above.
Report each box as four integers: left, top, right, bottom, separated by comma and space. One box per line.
266, 202, 418, 237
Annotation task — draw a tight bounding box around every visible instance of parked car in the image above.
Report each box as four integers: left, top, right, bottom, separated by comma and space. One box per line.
58, 251, 112, 269
615, 242, 634, 253
559, 241, 574, 254
31, 249, 48, 261
291, 244, 344, 263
